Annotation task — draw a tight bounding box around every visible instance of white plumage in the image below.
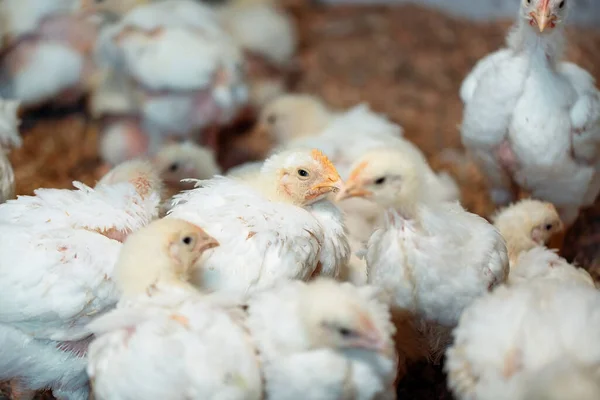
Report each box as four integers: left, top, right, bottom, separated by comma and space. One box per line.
0, 161, 161, 399
246, 278, 398, 400
460, 0, 600, 224
446, 281, 600, 400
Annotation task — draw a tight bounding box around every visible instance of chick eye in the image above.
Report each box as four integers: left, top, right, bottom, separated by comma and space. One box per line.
338, 327, 356, 338
169, 163, 179, 172
297, 169, 309, 178
267, 115, 277, 124
182, 236, 193, 245
545, 224, 553, 231
525, 0, 531, 4
559, 0, 565, 8
374, 177, 386, 185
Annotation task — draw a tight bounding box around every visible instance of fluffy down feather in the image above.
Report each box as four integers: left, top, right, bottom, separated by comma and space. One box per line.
0, 98, 21, 148
245, 279, 398, 400
87, 296, 262, 400
446, 281, 600, 400
167, 177, 326, 294
366, 202, 509, 327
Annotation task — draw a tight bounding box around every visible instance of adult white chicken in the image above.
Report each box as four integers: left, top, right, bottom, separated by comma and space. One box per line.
0, 0, 98, 106
167, 148, 350, 295
94, 0, 248, 164
446, 280, 600, 400
87, 218, 262, 400
461, 0, 600, 225
0, 160, 161, 400
492, 199, 594, 287
337, 151, 509, 361
246, 278, 398, 400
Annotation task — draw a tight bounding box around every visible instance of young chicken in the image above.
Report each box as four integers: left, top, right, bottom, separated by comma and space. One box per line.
461, 0, 600, 225
94, 0, 248, 161
337, 146, 462, 285
338, 151, 509, 361
87, 219, 262, 400
152, 141, 221, 190
0, 0, 98, 106
492, 199, 564, 265
0, 160, 162, 400
217, 2, 298, 108
167, 149, 349, 295
491, 199, 594, 287
245, 278, 398, 399
446, 280, 600, 400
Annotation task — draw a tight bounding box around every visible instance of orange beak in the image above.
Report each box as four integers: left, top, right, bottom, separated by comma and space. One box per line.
307, 174, 344, 200
531, 1, 556, 32
197, 235, 220, 254
335, 179, 372, 202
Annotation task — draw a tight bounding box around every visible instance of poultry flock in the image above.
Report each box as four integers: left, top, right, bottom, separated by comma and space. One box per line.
0, 0, 599, 399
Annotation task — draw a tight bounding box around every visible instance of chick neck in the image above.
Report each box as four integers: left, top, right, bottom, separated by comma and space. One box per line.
494, 218, 538, 265
507, 14, 566, 67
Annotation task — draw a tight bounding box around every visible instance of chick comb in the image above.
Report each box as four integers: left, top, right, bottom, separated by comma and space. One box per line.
311, 149, 339, 177
349, 161, 369, 182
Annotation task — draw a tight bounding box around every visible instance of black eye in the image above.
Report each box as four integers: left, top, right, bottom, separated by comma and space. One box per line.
545, 224, 553, 231
374, 177, 386, 185
297, 169, 309, 177
169, 163, 179, 172
182, 236, 192, 245
525, 0, 531, 4
267, 115, 277, 124
338, 327, 354, 337
559, 0, 565, 8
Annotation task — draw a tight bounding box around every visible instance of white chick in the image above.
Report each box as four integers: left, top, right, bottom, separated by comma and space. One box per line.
446, 280, 600, 400
0, 0, 98, 106
460, 0, 600, 225
0, 160, 162, 400
153, 141, 221, 189
491, 199, 564, 265
94, 0, 248, 161
0, 98, 20, 204
225, 160, 263, 180
217, 2, 298, 108
87, 219, 262, 400
337, 146, 462, 286
491, 199, 593, 286
167, 148, 350, 295
253, 93, 333, 150
337, 151, 509, 361
246, 278, 398, 400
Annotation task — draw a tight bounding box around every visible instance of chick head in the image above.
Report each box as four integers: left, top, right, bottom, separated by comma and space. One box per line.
153, 142, 221, 188
521, 0, 569, 33
254, 94, 331, 145
115, 218, 219, 296
299, 279, 387, 353
492, 199, 563, 247
97, 159, 164, 200
262, 148, 342, 206
337, 147, 422, 209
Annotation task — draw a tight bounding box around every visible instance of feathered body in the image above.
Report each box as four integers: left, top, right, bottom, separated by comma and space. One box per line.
461, 0, 600, 224
446, 281, 600, 400
87, 290, 262, 400
167, 176, 348, 294
94, 0, 248, 163
0, 171, 160, 399
246, 279, 398, 400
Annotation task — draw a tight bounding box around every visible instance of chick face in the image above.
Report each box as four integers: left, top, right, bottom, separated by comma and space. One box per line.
337, 149, 421, 209
522, 0, 569, 33
254, 94, 330, 144
153, 142, 221, 187
265, 149, 343, 205
300, 279, 386, 353
116, 218, 219, 295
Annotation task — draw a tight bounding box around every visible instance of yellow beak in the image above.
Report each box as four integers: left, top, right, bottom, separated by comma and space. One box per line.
533, 3, 556, 32
335, 181, 372, 202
